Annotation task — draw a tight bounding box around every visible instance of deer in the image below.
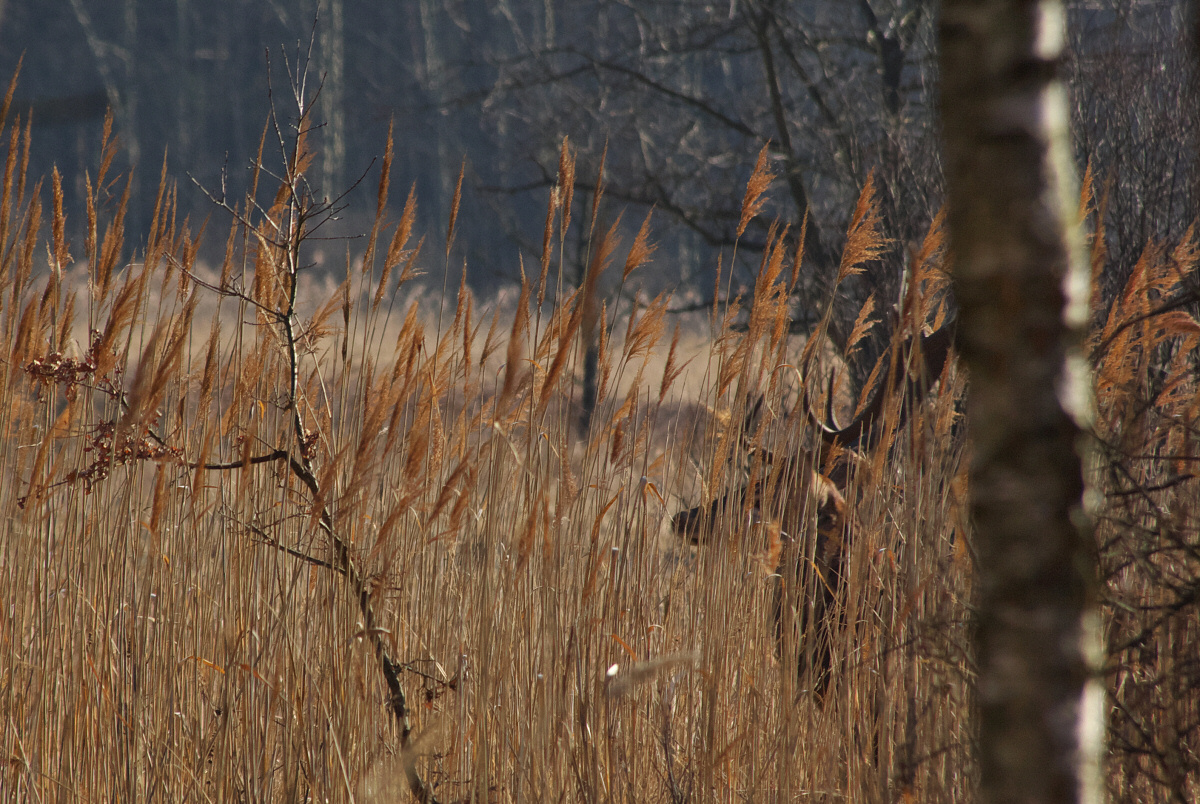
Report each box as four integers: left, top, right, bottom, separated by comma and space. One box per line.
673, 313, 954, 699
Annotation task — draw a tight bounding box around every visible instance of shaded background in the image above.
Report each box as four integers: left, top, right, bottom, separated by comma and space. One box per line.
0, 0, 1194, 318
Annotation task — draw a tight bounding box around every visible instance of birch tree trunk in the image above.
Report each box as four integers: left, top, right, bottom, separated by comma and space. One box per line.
938, 2, 1103, 803
320, 0, 345, 196
68, 0, 141, 173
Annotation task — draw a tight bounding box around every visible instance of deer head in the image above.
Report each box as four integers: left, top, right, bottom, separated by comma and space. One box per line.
672, 316, 952, 541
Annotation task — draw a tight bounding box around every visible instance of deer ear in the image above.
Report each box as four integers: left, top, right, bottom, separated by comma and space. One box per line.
750, 394, 765, 421
921, 319, 955, 382
743, 393, 766, 435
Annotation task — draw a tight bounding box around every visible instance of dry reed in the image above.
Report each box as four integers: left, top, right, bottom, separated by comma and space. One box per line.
0, 71, 1194, 804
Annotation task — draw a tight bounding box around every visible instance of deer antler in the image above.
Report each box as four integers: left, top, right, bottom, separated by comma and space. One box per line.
808, 311, 955, 451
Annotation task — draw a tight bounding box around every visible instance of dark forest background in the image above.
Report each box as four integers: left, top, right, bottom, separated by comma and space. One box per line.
0, 0, 1194, 319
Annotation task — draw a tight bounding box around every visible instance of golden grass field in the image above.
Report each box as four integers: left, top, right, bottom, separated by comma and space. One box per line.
1, 78, 1197, 803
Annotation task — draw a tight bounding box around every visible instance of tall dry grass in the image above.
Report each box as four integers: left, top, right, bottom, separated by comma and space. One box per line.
0, 68, 1195, 804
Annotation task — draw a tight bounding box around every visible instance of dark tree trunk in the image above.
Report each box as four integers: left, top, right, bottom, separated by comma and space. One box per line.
939, 2, 1103, 803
